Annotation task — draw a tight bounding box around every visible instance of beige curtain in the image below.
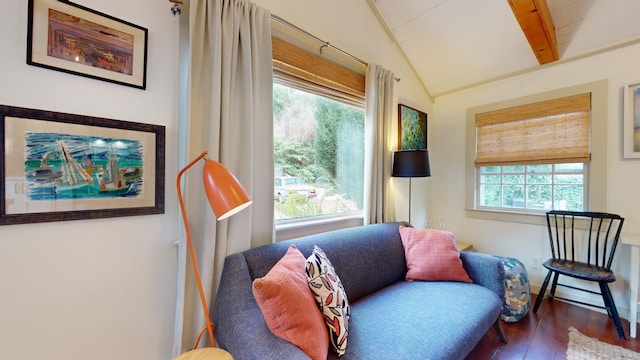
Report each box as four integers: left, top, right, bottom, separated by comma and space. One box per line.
364, 64, 395, 224
173, 0, 274, 354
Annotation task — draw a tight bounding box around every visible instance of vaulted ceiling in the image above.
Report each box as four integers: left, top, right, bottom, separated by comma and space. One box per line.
367, 0, 640, 97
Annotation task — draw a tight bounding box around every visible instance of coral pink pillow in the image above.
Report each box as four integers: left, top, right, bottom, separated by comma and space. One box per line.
252, 245, 329, 360
399, 226, 472, 283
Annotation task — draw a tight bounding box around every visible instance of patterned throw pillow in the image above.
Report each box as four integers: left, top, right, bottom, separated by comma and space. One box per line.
305, 246, 350, 357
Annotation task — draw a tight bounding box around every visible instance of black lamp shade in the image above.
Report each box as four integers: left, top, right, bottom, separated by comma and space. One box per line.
392, 150, 431, 178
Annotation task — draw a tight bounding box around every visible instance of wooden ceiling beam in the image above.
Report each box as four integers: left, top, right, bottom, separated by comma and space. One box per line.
508, 0, 559, 64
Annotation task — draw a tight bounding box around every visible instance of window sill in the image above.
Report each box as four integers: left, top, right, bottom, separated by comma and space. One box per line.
465, 208, 547, 226
275, 212, 364, 241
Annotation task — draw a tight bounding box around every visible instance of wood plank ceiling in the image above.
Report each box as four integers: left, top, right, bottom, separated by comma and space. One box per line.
368, 0, 640, 97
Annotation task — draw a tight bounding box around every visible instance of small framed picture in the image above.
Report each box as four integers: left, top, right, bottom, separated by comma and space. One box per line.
27, 0, 148, 89
398, 104, 428, 150
624, 82, 640, 159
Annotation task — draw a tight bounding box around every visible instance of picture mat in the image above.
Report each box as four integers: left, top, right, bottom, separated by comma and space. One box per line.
4, 116, 157, 214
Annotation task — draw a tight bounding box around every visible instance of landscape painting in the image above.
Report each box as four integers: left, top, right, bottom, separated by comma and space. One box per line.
27, 0, 148, 89
47, 8, 134, 75
624, 82, 640, 159
398, 104, 428, 150
634, 86, 640, 152
1, 105, 165, 225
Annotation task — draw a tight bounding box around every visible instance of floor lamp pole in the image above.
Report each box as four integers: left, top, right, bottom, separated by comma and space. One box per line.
177, 154, 217, 349
408, 177, 413, 225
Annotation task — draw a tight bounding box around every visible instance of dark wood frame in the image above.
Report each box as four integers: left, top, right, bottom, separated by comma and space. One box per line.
0, 105, 165, 225
398, 104, 428, 150
27, 0, 148, 89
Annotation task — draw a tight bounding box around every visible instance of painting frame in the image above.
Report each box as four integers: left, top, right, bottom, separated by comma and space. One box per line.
27, 0, 148, 89
624, 82, 640, 159
0, 105, 165, 225
398, 104, 428, 150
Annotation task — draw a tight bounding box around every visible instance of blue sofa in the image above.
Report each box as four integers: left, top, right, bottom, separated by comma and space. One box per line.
212, 222, 507, 360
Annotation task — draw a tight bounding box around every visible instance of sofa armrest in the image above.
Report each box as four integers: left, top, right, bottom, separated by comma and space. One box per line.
460, 251, 505, 300
212, 253, 310, 360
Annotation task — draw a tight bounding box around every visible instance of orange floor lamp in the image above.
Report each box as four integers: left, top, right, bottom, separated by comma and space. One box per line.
176, 151, 252, 358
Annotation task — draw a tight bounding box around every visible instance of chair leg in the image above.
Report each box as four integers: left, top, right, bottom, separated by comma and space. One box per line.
549, 272, 560, 299
600, 282, 626, 341
493, 314, 508, 344
533, 270, 553, 313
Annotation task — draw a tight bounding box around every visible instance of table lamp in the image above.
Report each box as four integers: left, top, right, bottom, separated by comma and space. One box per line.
177, 151, 252, 351
391, 150, 430, 224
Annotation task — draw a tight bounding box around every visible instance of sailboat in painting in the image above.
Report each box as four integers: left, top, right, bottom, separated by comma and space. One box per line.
55, 141, 131, 197
99, 152, 130, 195
56, 141, 100, 196
32, 151, 62, 180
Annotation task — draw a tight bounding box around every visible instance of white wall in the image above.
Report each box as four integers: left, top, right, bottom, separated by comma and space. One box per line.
253, 0, 434, 228
433, 43, 640, 318
0, 1, 179, 359
0, 1, 432, 359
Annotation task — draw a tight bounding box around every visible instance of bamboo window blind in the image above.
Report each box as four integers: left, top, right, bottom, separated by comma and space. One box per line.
475, 93, 591, 167
272, 37, 365, 107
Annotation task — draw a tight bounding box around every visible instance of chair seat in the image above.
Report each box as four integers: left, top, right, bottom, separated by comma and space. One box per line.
543, 259, 616, 282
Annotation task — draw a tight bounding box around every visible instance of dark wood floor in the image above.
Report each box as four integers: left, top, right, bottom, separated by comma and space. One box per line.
465, 294, 640, 359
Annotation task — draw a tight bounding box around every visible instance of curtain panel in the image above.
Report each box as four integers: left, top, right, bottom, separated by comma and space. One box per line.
173, 0, 273, 355
364, 64, 395, 225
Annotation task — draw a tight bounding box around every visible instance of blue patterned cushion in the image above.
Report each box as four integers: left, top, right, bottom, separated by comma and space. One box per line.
495, 256, 531, 322
306, 246, 350, 357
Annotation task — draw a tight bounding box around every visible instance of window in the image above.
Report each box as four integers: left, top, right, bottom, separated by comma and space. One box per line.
478, 163, 586, 212
273, 83, 364, 221
465, 80, 608, 224
475, 92, 590, 213
272, 37, 366, 224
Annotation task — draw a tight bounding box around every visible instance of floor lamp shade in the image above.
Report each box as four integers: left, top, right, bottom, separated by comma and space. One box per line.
391, 150, 431, 225
176, 151, 252, 351
392, 150, 431, 178
202, 159, 253, 220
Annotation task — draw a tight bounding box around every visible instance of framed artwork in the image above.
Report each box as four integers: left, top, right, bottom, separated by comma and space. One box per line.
27, 0, 148, 89
624, 82, 640, 159
0, 105, 165, 225
398, 104, 428, 150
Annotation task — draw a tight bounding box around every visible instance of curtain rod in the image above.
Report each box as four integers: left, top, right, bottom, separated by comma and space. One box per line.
270, 14, 400, 82
271, 14, 368, 66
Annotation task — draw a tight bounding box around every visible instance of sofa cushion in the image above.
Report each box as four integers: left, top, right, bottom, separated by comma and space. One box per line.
336, 281, 502, 360
399, 226, 472, 283
306, 246, 350, 356
252, 245, 329, 360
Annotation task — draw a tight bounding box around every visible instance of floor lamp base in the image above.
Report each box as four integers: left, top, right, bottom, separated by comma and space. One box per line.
173, 347, 234, 360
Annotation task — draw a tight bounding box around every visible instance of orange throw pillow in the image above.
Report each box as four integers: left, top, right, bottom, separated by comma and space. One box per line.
399, 226, 472, 283
252, 245, 329, 360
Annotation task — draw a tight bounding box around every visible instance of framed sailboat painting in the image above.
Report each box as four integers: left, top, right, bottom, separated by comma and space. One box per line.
0, 105, 165, 225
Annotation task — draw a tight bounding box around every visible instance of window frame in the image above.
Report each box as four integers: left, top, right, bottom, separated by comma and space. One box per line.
465, 80, 608, 225
271, 37, 367, 239
476, 163, 589, 213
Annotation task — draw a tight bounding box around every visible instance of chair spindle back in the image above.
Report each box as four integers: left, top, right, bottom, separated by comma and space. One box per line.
546, 210, 624, 271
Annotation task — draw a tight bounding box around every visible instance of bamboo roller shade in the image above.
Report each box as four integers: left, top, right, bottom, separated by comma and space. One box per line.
272, 37, 365, 104
475, 93, 591, 166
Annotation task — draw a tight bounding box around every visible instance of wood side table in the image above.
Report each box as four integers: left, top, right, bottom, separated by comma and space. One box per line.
456, 241, 473, 251
173, 348, 233, 360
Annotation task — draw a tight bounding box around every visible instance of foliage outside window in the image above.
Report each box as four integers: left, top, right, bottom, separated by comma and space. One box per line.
273, 83, 364, 221
478, 163, 585, 212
